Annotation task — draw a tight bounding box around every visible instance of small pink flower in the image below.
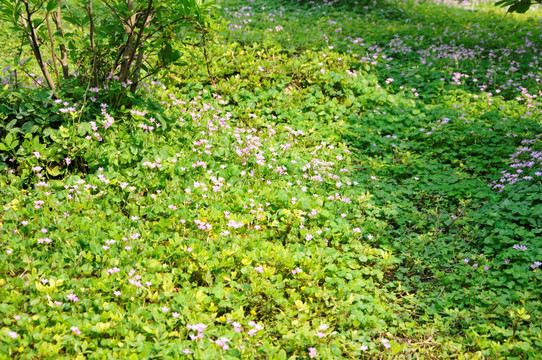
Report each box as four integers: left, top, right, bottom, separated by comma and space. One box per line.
37, 238, 52, 244
232, 322, 242, 332
308, 347, 317, 358
247, 322, 263, 336
66, 294, 79, 302
214, 337, 230, 350
381, 338, 391, 348
8, 331, 18, 339
187, 323, 207, 332
71, 326, 81, 335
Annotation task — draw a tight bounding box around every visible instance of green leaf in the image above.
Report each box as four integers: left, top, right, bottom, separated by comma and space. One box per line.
161, 43, 174, 64
142, 325, 156, 334
47, 166, 60, 176
5, 132, 13, 146
21, 121, 39, 134
6, 119, 17, 130
78, 122, 91, 137
46, 0, 58, 12
508, 0, 531, 12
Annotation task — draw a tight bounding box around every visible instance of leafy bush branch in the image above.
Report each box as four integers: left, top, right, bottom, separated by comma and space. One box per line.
0, 0, 217, 100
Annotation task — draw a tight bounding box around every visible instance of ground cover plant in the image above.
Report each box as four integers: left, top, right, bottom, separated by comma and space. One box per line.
1, 0, 541, 358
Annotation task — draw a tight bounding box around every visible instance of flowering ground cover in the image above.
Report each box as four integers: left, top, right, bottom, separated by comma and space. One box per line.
1, 0, 541, 358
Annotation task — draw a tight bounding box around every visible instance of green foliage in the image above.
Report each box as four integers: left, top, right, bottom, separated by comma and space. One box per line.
1, 0, 541, 358
0, 0, 217, 93
496, 0, 542, 13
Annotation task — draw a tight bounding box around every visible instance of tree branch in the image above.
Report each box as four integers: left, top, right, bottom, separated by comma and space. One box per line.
45, 14, 61, 85
120, 0, 154, 87
52, 0, 69, 78
88, 0, 98, 87
20, 0, 56, 91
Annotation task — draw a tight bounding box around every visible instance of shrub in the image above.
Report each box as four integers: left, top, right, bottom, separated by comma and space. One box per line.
0, 0, 217, 171
0, 0, 216, 95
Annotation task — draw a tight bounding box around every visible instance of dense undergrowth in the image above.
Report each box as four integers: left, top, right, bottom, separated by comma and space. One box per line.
1, 0, 541, 359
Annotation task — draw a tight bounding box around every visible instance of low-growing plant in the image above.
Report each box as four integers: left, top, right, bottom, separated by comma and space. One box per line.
1, 0, 541, 358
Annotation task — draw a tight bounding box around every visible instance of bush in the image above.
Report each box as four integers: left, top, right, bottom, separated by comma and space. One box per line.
0, 0, 217, 171
0, 0, 216, 94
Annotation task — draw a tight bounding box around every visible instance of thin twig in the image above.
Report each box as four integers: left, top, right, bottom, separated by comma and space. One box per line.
51, 1, 69, 78
88, 0, 98, 87
98, 0, 129, 27
45, 14, 61, 85
195, 20, 215, 86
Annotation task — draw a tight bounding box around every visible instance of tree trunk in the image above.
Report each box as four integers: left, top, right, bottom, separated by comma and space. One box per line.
118, 0, 137, 84
21, 0, 56, 91
130, 46, 145, 92
119, 0, 153, 88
